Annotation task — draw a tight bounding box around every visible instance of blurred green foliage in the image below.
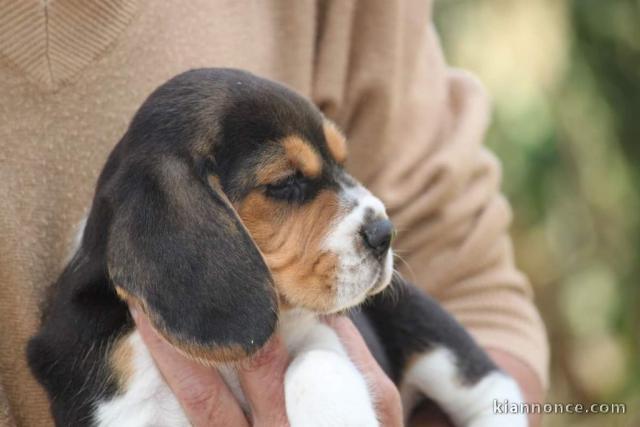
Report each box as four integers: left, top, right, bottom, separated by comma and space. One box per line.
435, 1, 639, 426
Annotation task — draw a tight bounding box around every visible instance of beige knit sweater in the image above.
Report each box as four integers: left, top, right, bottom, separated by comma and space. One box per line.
0, 1, 548, 425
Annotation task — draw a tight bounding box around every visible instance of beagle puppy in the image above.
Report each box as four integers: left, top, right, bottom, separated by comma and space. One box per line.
27, 68, 527, 427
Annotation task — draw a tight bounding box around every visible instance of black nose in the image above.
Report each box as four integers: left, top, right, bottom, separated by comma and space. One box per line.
361, 219, 394, 256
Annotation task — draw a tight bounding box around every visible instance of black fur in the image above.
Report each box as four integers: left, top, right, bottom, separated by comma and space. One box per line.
360, 275, 497, 385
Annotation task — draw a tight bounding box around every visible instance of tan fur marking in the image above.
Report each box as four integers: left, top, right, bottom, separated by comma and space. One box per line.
281, 136, 322, 177
238, 190, 342, 312
323, 121, 348, 164
110, 334, 134, 391
254, 156, 293, 185
162, 337, 248, 365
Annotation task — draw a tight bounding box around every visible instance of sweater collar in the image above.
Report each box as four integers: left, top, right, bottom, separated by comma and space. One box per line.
0, 0, 138, 90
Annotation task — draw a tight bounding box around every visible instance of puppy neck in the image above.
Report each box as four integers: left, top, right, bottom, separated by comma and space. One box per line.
278, 307, 319, 353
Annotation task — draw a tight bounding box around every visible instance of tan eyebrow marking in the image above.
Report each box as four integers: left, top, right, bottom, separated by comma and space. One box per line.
323, 120, 348, 164
254, 156, 292, 185
281, 136, 322, 178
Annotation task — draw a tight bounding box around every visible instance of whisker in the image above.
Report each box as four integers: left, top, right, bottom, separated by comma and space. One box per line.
392, 252, 418, 284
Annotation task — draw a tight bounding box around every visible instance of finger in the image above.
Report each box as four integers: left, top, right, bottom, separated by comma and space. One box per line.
322, 316, 389, 383
323, 316, 403, 427
131, 306, 249, 427
237, 336, 290, 426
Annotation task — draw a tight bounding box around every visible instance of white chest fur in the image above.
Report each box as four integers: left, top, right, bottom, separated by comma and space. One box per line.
95, 311, 378, 427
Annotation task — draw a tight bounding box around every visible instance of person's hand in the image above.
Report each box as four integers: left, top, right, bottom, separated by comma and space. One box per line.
131, 308, 404, 426
131, 306, 289, 426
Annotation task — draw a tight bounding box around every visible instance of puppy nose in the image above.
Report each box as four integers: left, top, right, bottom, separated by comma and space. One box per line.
361, 219, 394, 256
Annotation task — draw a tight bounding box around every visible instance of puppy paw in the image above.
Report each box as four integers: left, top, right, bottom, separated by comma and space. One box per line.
462, 373, 528, 427
285, 350, 378, 427
401, 348, 528, 427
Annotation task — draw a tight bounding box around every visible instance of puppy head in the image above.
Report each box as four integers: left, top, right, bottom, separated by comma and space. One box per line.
91, 69, 393, 364
234, 125, 394, 314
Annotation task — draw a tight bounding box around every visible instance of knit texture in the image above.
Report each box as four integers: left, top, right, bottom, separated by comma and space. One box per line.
0, 1, 548, 425
0, 0, 137, 89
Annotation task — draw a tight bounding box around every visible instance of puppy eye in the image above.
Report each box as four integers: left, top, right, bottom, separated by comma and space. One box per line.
265, 173, 308, 203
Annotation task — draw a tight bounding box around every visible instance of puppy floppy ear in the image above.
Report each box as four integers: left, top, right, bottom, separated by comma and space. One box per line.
106, 156, 277, 364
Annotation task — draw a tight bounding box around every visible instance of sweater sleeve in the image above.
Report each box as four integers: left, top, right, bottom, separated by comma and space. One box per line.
311, 0, 549, 388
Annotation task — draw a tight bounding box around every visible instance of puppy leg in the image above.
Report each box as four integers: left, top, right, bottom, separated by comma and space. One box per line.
283, 316, 379, 427
362, 276, 527, 427
401, 348, 525, 427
